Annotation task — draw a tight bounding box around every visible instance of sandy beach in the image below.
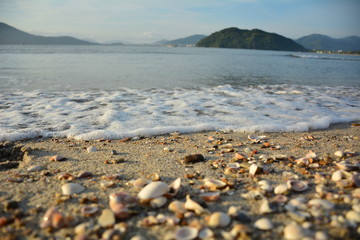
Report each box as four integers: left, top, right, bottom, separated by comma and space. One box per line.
1, 122, 359, 240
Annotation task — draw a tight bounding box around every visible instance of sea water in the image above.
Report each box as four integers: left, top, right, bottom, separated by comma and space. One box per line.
0, 45, 359, 141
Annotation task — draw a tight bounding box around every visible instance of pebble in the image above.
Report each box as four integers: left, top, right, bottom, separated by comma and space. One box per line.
283, 222, 305, 240
254, 218, 273, 230
334, 150, 344, 158
61, 183, 85, 195
183, 154, 205, 164
345, 210, 360, 222
98, 209, 115, 227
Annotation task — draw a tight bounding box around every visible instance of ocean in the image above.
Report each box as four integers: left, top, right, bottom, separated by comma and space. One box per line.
0, 45, 359, 141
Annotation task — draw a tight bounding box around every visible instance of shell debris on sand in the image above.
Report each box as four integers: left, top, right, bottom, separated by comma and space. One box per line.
1, 123, 360, 239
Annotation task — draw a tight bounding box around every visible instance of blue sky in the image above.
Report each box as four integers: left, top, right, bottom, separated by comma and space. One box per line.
0, 0, 359, 43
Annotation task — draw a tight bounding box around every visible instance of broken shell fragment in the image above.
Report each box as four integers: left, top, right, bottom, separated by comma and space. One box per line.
185, 195, 207, 215
168, 177, 182, 197
274, 184, 289, 195
98, 209, 115, 227
175, 226, 198, 240
168, 200, 187, 215
248, 134, 266, 143
199, 192, 221, 202
40, 207, 64, 229
133, 178, 151, 189
207, 212, 231, 228
334, 150, 344, 158
138, 181, 170, 200
61, 183, 85, 195
203, 178, 227, 190
49, 155, 67, 162
87, 146, 97, 153
249, 164, 261, 176
80, 205, 99, 216
254, 218, 273, 230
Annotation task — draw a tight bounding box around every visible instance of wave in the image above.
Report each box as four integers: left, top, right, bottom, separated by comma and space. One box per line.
289, 53, 360, 61
1, 85, 359, 141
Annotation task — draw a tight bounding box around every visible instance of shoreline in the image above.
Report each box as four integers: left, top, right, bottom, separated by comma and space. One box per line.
1, 122, 359, 239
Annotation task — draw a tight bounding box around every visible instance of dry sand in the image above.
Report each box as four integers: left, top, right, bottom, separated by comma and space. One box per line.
0, 122, 359, 239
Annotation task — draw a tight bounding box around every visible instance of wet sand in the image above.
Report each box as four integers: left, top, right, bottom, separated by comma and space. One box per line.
0, 122, 359, 239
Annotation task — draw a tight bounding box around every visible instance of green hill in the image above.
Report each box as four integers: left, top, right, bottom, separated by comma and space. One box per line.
197, 27, 306, 51
0, 22, 97, 45
296, 34, 360, 51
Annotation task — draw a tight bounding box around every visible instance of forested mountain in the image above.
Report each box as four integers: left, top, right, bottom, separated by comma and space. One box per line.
197, 27, 306, 51
296, 34, 360, 51
0, 22, 96, 45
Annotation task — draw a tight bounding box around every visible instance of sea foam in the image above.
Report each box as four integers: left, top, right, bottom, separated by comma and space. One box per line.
1, 85, 359, 141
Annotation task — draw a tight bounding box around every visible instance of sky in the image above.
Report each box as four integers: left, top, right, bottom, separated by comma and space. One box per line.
0, 0, 359, 43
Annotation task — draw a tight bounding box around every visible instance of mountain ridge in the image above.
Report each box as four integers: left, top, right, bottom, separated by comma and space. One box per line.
0, 22, 97, 45
197, 27, 306, 51
295, 34, 360, 51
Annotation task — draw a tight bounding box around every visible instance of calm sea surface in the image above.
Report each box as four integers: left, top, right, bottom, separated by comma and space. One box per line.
0, 45, 359, 141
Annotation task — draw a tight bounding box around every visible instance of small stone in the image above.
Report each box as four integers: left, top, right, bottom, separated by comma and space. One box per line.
183, 154, 205, 164
254, 218, 273, 230
98, 209, 115, 227
61, 183, 85, 195
283, 222, 305, 240
334, 150, 344, 158
87, 146, 97, 153
163, 147, 174, 152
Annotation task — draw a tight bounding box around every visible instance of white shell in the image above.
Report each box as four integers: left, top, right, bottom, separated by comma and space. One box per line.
249, 164, 260, 176
27, 165, 43, 172
61, 183, 85, 195
334, 150, 344, 157
274, 184, 288, 195
150, 196, 167, 208
175, 226, 198, 240
254, 218, 273, 230
199, 192, 221, 202
87, 146, 97, 152
287, 180, 308, 192
184, 194, 207, 215
331, 170, 344, 182
198, 227, 214, 239
259, 199, 274, 214
346, 210, 360, 222
283, 222, 304, 240
203, 179, 227, 189
98, 209, 115, 227
207, 212, 231, 228
133, 178, 151, 189
137, 181, 170, 200
168, 200, 186, 215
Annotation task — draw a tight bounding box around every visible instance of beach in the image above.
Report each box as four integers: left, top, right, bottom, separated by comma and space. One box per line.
1, 122, 359, 239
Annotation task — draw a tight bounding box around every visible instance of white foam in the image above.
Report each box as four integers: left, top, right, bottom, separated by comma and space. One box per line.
1, 85, 359, 141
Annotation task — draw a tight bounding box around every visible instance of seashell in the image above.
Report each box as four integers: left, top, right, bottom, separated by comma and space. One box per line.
334, 150, 344, 158
253, 218, 273, 230
275, 154, 287, 160
102, 229, 121, 240
87, 146, 97, 152
219, 143, 233, 149
74, 222, 94, 235
295, 158, 309, 166
234, 153, 247, 161
335, 162, 360, 171
175, 226, 198, 240
168, 200, 187, 215
109, 192, 137, 219
133, 178, 151, 189
27, 165, 43, 172
184, 195, 207, 215
248, 134, 266, 143
308, 199, 334, 210
272, 194, 288, 204
80, 205, 99, 216
346, 210, 360, 223
100, 181, 115, 188
203, 178, 227, 190
285, 198, 307, 212
183, 154, 205, 164
283, 222, 305, 240
207, 212, 231, 228
314, 231, 328, 240
137, 181, 170, 200
274, 184, 289, 195
168, 177, 182, 197
49, 155, 66, 162
150, 196, 167, 208
331, 170, 344, 182
198, 227, 214, 239
40, 207, 64, 229
147, 173, 161, 181
287, 180, 308, 192
163, 147, 174, 152
98, 209, 115, 227
258, 180, 273, 192
61, 183, 85, 195
305, 150, 317, 159
199, 192, 221, 202
249, 164, 261, 176
77, 171, 93, 178
259, 199, 275, 214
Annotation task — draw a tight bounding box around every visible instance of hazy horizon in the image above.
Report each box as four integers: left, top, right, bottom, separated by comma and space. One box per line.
1, 0, 359, 44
